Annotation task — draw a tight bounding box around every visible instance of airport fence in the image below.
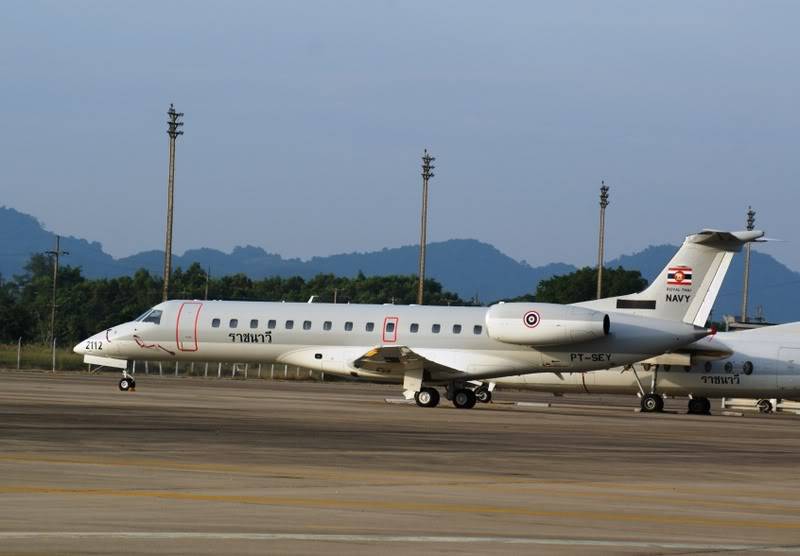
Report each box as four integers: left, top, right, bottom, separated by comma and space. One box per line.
0, 340, 324, 381
0, 341, 84, 371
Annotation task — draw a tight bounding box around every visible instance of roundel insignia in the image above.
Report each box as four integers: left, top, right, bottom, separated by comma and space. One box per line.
523, 310, 541, 328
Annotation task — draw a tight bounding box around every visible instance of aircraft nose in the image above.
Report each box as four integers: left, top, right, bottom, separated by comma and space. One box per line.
73, 340, 87, 355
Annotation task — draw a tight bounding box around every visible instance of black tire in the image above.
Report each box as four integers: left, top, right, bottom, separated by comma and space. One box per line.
414, 388, 440, 408
757, 399, 773, 414
701, 398, 711, 414
453, 389, 477, 409
688, 398, 708, 415
475, 389, 492, 403
641, 394, 662, 413
118, 378, 131, 392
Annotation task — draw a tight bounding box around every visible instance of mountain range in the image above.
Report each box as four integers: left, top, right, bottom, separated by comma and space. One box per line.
1, 206, 798, 322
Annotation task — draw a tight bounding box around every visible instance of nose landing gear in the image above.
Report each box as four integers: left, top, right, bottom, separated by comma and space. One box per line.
640, 393, 664, 413
118, 371, 136, 392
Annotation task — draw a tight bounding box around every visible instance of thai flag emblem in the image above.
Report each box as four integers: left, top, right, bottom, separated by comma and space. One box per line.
667, 266, 692, 286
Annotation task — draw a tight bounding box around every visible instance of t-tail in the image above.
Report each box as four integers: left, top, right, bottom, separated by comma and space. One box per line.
577, 229, 764, 326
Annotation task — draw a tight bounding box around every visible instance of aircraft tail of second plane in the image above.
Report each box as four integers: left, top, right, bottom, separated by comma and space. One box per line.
577, 229, 764, 326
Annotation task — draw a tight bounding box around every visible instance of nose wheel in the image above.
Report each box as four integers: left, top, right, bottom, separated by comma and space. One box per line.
118, 372, 135, 392
640, 393, 664, 413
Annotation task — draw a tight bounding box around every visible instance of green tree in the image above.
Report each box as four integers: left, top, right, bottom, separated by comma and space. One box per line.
533, 266, 647, 304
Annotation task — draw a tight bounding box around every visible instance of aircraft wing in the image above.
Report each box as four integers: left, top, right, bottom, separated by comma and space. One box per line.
355, 345, 467, 382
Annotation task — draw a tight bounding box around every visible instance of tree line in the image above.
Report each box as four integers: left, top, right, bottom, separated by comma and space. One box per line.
0, 254, 646, 345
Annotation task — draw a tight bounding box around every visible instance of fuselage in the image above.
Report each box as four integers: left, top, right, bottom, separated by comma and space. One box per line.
494, 323, 800, 399
75, 299, 708, 384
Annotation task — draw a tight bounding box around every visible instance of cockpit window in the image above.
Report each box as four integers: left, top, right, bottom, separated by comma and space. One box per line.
141, 310, 162, 325
135, 310, 151, 321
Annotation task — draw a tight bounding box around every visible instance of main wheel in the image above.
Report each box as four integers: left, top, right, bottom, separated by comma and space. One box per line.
475, 389, 492, 403
641, 394, 662, 413
757, 399, 773, 414
688, 397, 709, 415
118, 377, 131, 391
414, 387, 440, 408
452, 389, 477, 409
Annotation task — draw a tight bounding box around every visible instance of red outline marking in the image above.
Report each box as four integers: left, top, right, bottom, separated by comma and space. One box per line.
134, 335, 176, 357
523, 310, 541, 328
176, 302, 203, 352
382, 316, 399, 344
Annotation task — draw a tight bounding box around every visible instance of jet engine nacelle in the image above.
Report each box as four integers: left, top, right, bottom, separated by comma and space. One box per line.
485, 303, 610, 346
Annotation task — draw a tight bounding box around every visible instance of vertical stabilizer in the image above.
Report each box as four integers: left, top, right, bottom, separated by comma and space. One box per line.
576, 230, 764, 325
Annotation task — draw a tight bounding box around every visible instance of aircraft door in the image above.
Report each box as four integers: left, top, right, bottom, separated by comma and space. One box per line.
383, 316, 398, 344
176, 302, 203, 352
777, 348, 800, 395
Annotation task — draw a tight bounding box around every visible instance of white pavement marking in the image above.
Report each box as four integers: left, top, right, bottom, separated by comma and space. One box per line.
0, 532, 797, 551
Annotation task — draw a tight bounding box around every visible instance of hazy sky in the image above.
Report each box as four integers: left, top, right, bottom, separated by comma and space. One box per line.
2, 1, 798, 270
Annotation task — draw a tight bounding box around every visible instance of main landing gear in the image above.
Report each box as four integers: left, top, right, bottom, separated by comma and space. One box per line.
687, 397, 711, 415
414, 387, 440, 408
474, 385, 493, 404
118, 370, 136, 392
452, 388, 477, 409
412, 383, 492, 409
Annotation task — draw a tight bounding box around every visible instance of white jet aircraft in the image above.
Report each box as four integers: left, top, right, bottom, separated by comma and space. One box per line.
75, 229, 762, 409
493, 322, 800, 415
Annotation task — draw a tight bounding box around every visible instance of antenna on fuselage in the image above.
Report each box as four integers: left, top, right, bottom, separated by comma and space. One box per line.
307, 296, 317, 303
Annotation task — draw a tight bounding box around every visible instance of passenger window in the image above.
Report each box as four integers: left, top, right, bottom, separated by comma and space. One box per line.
386, 322, 395, 333
267, 319, 276, 329
410, 323, 419, 333
142, 310, 163, 325
473, 325, 483, 335
250, 319, 258, 329
432, 324, 441, 334
453, 324, 462, 334
366, 322, 375, 332
229, 319, 238, 328
344, 321, 353, 331
285, 320, 294, 330
211, 318, 220, 328
303, 320, 312, 330
324, 321, 332, 331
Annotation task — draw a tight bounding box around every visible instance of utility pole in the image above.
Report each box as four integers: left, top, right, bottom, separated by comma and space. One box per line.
162, 103, 184, 302
417, 149, 435, 305
44, 235, 69, 345
596, 181, 610, 299
741, 206, 756, 322
204, 266, 210, 301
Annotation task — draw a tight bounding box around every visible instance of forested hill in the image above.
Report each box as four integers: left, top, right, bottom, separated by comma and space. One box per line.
2, 206, 799, 321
